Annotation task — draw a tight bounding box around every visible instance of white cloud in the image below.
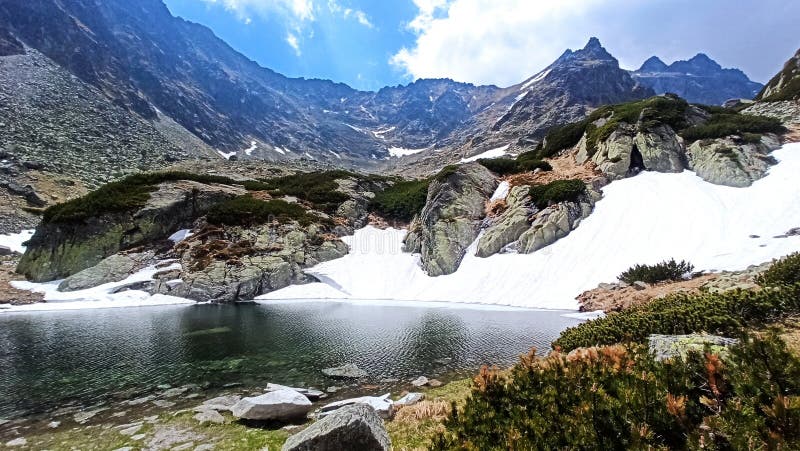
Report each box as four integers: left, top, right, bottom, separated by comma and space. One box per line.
327, 0, 374, 29
202, 0, 315, 22
286, 32, 301, 55
391, 0, 625, 87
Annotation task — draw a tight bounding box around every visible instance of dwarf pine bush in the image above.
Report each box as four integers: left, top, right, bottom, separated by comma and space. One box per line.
619, 258, 694, 284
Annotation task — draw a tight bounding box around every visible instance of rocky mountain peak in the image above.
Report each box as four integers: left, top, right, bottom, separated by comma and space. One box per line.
574, 37, 616, 62
679, 53, 723, 73
638, 56, 668, 73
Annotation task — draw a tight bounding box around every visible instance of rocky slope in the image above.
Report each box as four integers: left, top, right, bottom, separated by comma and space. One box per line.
631, 54, 763, 105
757, 46, 800, 102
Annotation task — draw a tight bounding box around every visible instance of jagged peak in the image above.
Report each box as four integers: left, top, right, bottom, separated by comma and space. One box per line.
584, 37, 602, 50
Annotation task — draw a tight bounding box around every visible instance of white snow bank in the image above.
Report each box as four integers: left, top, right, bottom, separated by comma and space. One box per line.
520, 69, 551, 91
490, 181, 510, 201
5, 262, 196, 313
263, 143, 800, 309
460, 144, 510, 163
388, 146, 428, 157
244, 141, 257, 156
168, 229, 193, 243
217, 150, 236, 160
0, 229, 34, 254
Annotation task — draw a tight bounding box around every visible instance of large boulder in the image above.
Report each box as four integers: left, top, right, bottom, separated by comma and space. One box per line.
58, 251, 155, 292
231, 389, 312, 421
317, 394, 393, 420
686, 136, 780, 187
405, 163, 497, 276
517, 187, 600, 254
281, 404, 391, 451
18, 181, 245, 282
588, 123, 637, 180
634, 124, 685, 173
476, 185, 533, 257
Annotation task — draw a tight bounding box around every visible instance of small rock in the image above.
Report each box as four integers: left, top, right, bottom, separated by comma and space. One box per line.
395, 392, 425, 407
194, 445, 215, 451
378, 378, 399, 383
153, 400, 177, 408
326, 386, 340, 393
120, 424, 143, 436
163, 387, 189, 398
193, 409, 225, 425
112, 447, 133, 451
131, 434, 147, 441
282, 404, 391, 451
171, 442, 194, 451
265, 383, 325, 401
157, 384, 172, 390
127, 395, 156, 406
317, 393, 393, 420
73, 408, 106, 424
633, 281, 648, 290
231, 389, 313, 421
143, 415, 160, 423
199, 395, 241, 412
5, 438, 27, 447
410, 376, 429, 387
749, 234, 760, 239
47, 420, 61, 428
428, 379, 443, 388
322, 363, 367, 378
0, 245, 14, 256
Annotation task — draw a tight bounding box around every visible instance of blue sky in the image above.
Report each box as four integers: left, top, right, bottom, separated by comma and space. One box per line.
163, 0, 800, 91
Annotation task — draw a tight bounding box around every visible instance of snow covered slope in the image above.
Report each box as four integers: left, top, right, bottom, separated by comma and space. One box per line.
261, 143, 800, 310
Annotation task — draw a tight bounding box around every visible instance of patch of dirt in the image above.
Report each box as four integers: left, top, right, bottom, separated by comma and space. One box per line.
782, 124, 800, 144
0, 257, 44, 305
507, 151, 603, 187
577, 263, 769, 312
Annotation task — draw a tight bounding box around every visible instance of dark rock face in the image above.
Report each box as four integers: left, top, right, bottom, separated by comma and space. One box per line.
281, 404, 391, 451
488, 38, 654, 145
632, 53, 764, 105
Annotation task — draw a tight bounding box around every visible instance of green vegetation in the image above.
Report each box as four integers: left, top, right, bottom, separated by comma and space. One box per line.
528, 179, 585, 210
42, 171, 254, 224
680, 113, 785, 142
477, 156, 552, 176
758, 56, 800, 101
618, 259, 694, 284
757, 252, 800, 287
434, 165, 460, 182
434, 330, 800, 450
258, 170, 357, 213
369, 179, 430, 222
553, 283, 800, 352
206, 196, 326, 227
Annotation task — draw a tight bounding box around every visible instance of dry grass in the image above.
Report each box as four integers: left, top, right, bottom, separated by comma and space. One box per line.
507, 151, 601, 187
394, 400, 451, 423
783, 124, 800, 144
485, 198, 507, 217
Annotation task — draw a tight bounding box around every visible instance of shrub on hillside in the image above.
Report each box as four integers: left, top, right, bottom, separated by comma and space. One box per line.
205, 195, 325, 227
434, 331, 800, 450
369, 179, 430, 222
618, 259, 694, 284
528, 179, 585, 210
552, 283, 800, 352
42, 171, 256, 224
259, 170, 356, 213
757, 252, 800, 287
680, 113, 786, 142
477, 156, 552, 175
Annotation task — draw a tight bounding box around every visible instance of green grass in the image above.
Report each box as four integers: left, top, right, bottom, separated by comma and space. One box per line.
528, 179, 586, 210
757, 56, 800, 101
206, 196, 327, 227
680, 113, 786, 142
369, 179, 430, 222
477, 153, 552, 175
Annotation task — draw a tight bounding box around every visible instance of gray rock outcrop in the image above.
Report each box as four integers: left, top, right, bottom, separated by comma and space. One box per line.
231, 389, 312, 421
404, 163, 497, 276
476, 186, 533, 257
648, 334, 737, 361
686, 136, 780, 187
281, 404, 391, 451
322, 363, 367, 378
58, 251, 155, 292
517, 188, 600, 254
18, 180, 245, 282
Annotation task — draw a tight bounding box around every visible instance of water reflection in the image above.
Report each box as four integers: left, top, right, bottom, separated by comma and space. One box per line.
0, 302, 580, 418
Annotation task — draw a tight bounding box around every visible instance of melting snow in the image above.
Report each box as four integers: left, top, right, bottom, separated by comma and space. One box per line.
6, 262, 195, 313
460, 145, 510, 163
0, 230, 34, 254
263, 143, 800, 310
168, 229, 193, 243
519, 69, 551, 91
273, 147, 286, 155
244, 141, 257, 156
388, 146, 428, 157
217, 150, 236, 160
490, 181, 510, 201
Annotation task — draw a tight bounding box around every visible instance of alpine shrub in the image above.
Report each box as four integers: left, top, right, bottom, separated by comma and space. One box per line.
528, 179, 585, 210
206, 196, 325, 227
619, 259, 694, 284
757, 252, 800, 287
369, 179, 430, 222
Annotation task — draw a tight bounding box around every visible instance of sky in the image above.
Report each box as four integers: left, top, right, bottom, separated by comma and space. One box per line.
163, 0, 800, 91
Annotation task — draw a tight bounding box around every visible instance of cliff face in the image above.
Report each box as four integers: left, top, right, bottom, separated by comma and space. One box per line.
757, 47, 800, 102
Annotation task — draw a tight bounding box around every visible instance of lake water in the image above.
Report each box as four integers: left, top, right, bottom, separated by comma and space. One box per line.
0, 301, 581, 418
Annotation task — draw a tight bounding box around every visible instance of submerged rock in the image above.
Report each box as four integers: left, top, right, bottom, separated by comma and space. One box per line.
282, 404, 391, 451
322, 363, 368, 378
231, 389, 312, 421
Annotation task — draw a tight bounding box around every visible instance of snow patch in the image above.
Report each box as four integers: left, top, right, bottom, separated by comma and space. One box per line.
520, 69, 551, 91
388, 146, 428, 158
490, 181, 510, 201
244, 141, 257, 156
217, 150, 237, 160
0, 229, 34, 254
460, 144, 510, 163
263, 143, 800, 310
273, 146, 286, 155
6, 262, 195, 313
168, 229, 193, 244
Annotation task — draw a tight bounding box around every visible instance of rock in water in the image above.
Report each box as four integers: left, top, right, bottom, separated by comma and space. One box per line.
317, 394, 393, 420
282, 404, 391, 451
322, 363, 367, 378
231, 389, 312, 421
